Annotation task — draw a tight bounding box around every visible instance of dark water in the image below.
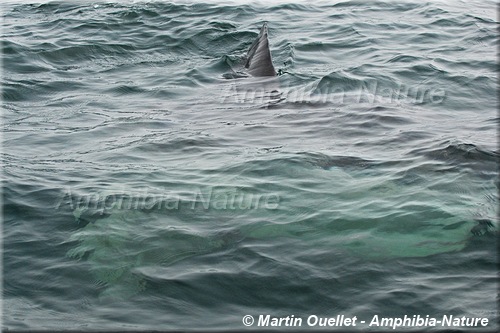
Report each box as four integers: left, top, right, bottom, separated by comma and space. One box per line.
2, 0, 498, 331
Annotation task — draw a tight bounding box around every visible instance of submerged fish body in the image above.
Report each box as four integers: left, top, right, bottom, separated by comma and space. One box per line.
67, 208, 233, 301
66, 154, 495, 300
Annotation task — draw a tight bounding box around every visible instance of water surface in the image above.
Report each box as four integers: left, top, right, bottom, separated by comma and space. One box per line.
2, 0, 498, 330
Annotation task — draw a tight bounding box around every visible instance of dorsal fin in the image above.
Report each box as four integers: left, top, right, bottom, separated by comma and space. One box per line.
245, 23, 276, 77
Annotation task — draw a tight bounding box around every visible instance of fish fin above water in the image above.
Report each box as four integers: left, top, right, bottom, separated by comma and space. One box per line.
245, 22, 276, 77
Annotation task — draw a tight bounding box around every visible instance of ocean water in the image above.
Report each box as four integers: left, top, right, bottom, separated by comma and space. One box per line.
2, 0, 498, 331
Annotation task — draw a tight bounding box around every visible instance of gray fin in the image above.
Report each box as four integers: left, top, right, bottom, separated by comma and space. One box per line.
245, 23, 276, 77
